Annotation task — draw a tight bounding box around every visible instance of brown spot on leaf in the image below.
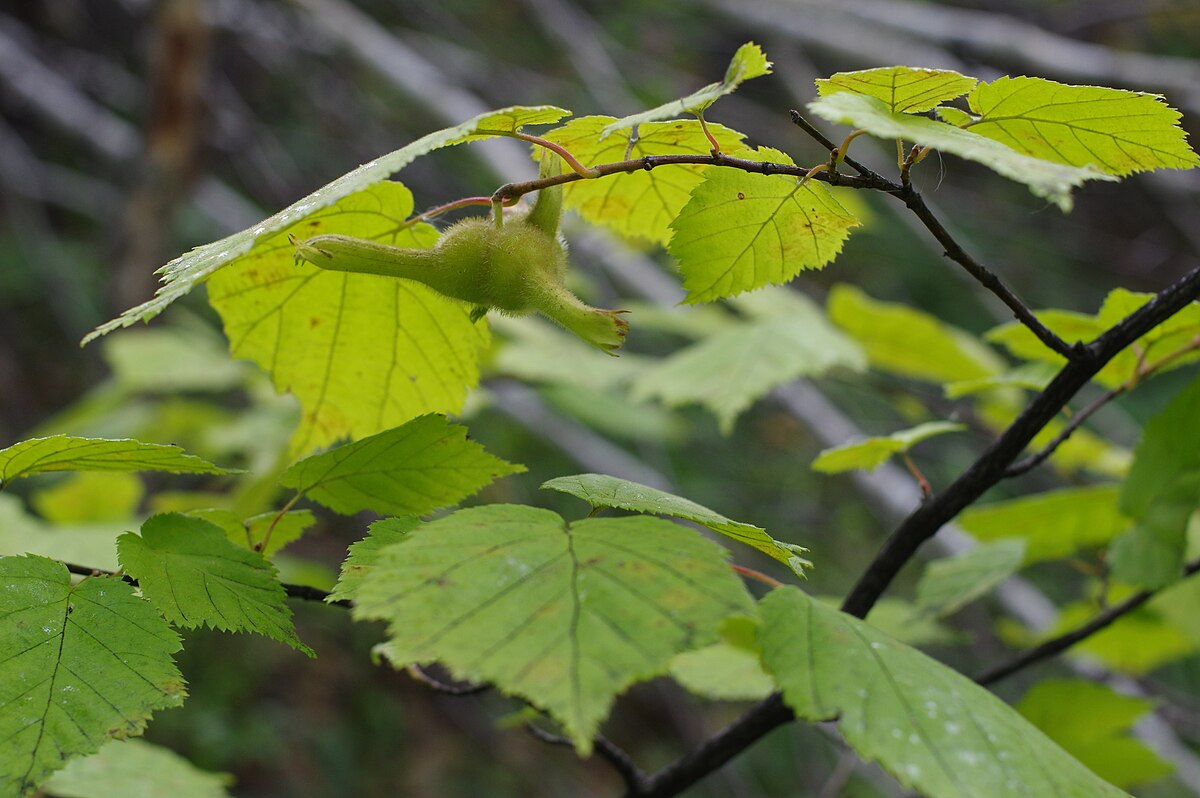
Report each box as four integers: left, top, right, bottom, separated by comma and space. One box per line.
737, 192, 745, 200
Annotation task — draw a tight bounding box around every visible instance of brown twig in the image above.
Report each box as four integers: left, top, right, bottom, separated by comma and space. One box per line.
526, 723, 648, 794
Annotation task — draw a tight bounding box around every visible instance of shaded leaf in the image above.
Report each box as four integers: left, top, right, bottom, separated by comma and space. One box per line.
943, 362, 1058, 399
206, 181, 490, 455
489, 316, 647, 392
0, 556, 185, 796
327, 517, 420, 603
356, 505, 754, 753
542, 473, 809, 576
117, 514, 312, 656
0, 435, 234, 487
812, 421, 965, 474
0, 496, 126, 571
669, 618, 774, 702
964, 77, 1198, 176
602, 42, 771, 136
1050, 592, 1193, 674
85, 105, 569, 342
915, 540, 1026, 618
808, 92, 1113, 210
31, 473, 143, 524
816, 66, 977, 113
669, 147, 859, 302
43, 739, 233, 798
185, 509, 315, 558
760, 586, 1130, 798
540, 117, 746, 245
279, 414, 523, 517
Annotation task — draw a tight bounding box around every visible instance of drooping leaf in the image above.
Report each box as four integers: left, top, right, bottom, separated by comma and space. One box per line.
541, 473, 809, 576
84, 105, 570, 343
816, 66, 977, 113
356, 505, 754, 753
957, 485, 1130, 564
206, 181, 490, 455
914, 540, 1026, 618
42, 739, 233, 798
963, 77, 1199, 176
808, 92, 1114, 211
279, 414, 523, 517
668, 147, 859, 302
539, 116, 746, 245
327, 517, 420, 603
669, 617, 774, 702
633, 289, 864, 433
0, 435, 234, 487
759, 586, 1131, 798
602, 42, 771, 136
811, 421, 965, 474
828, 284, 1004, 383
30, 472, 144, 524
117, 514, 312, 656
1110, 374, 1200, 588
0, 556, 185, 797
1017, 680, 1171, 790
185, 508, 315, 558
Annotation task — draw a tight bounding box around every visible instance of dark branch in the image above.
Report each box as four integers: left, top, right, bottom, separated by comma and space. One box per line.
787, 109, 885, 182
977, 557, 1200, 685
526, 723, 648, 794
407, 664, 489, 696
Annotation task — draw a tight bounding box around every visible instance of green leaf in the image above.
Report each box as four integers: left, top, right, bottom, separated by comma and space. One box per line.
812, 421, 965, 474
84, 105, 569, 343
0, 555, 185, 796
601, 42, 771, 136
807, 92, 1114, 211
327, 517, 420, 603
117, 514, 312, 656
861, 598, 963, 646
668, 147, 859, 302
759, 586, 1131, 798
943, 362, 1058, 399
816, 66, 977, 114
914, 540, 1026, 618
206, 181, 490, 455
30, 473, 144, 524
278, 414, 523, 517
964, 76, 1199, 176
1111, 374, 1200, 588
540, 116, 746, 245
0, 496, 125, 570
957, 485, 1130, 564
828, 284, 1004, 383
633, 289, 865, 433
42, 739, 233, 798
101, 327, 248, 394
185, 509, 315, 558
669, 618, 775, 702
489, 316, 647, 392
1017, 680, 1172, 790
0, 435, 235, 487
355, 505, 754, 752
541, 473, 810, 576
1050, 592, 1193, 674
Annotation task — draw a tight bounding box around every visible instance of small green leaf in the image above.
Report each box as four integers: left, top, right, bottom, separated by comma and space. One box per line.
935, 107, 976, 127
0, 555, 185, 797
1017, 680, 1172, 789
84, 105, 570, 343
812, 421, 965, 474
540, 116, 746, 245
0, 435, 235, 487
117, 514, 312, 656
828, 284, 1004, 383
670, 617, 775, 702
808, 92, 1114, 211
602, 42, 771, 136
957, 485, 1130, 564
327, 517, 420, 603
279, 414, 523, 517
356, 505, 754, 753
669, 147, 859, 302
943, 362, 1058, 398
542, 473, 810, 576
760, 586, 1131, 798
185, 509, 315, 558
964, 76, 1199, 176
30, 473, 143, 524
489, 316, 647, 392
43, 739, 233, 798
915, 540, 1026, 618
633, 289, 864, 433
816, 66, 977, 113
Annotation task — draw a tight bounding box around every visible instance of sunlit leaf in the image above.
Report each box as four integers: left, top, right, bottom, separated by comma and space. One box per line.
117, 514, 312, 656
915, 540, 1026, 618
541, 472, 809, 576
964, 77, 1199, 175
0, 435, 234, 487
43, 739, 233, 798
206, 182, 490, 455
0, 556, 185, 796
85, 105, 570, 343
760, 586, 1131, 798
817, 66, 977, 113
812, 421, 965, 474
808, 92, 1113, 211
356, 505, 754, 753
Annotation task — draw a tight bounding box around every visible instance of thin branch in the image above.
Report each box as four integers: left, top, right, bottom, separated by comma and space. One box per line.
526, 723, 648, 794
788, 110, 883, 181
1004, 384, 1125, 477
406, 664, 490, 696
977, 557, 1200, 686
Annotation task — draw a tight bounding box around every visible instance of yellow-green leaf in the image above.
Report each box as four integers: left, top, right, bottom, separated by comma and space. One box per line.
817, 66, 977, 114
43, 739, 233, 798
0, 435, 234, 488
812, 421, 965, 474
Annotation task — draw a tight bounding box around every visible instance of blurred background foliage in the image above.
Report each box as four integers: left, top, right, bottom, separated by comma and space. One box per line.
2, 0, 1200, 796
